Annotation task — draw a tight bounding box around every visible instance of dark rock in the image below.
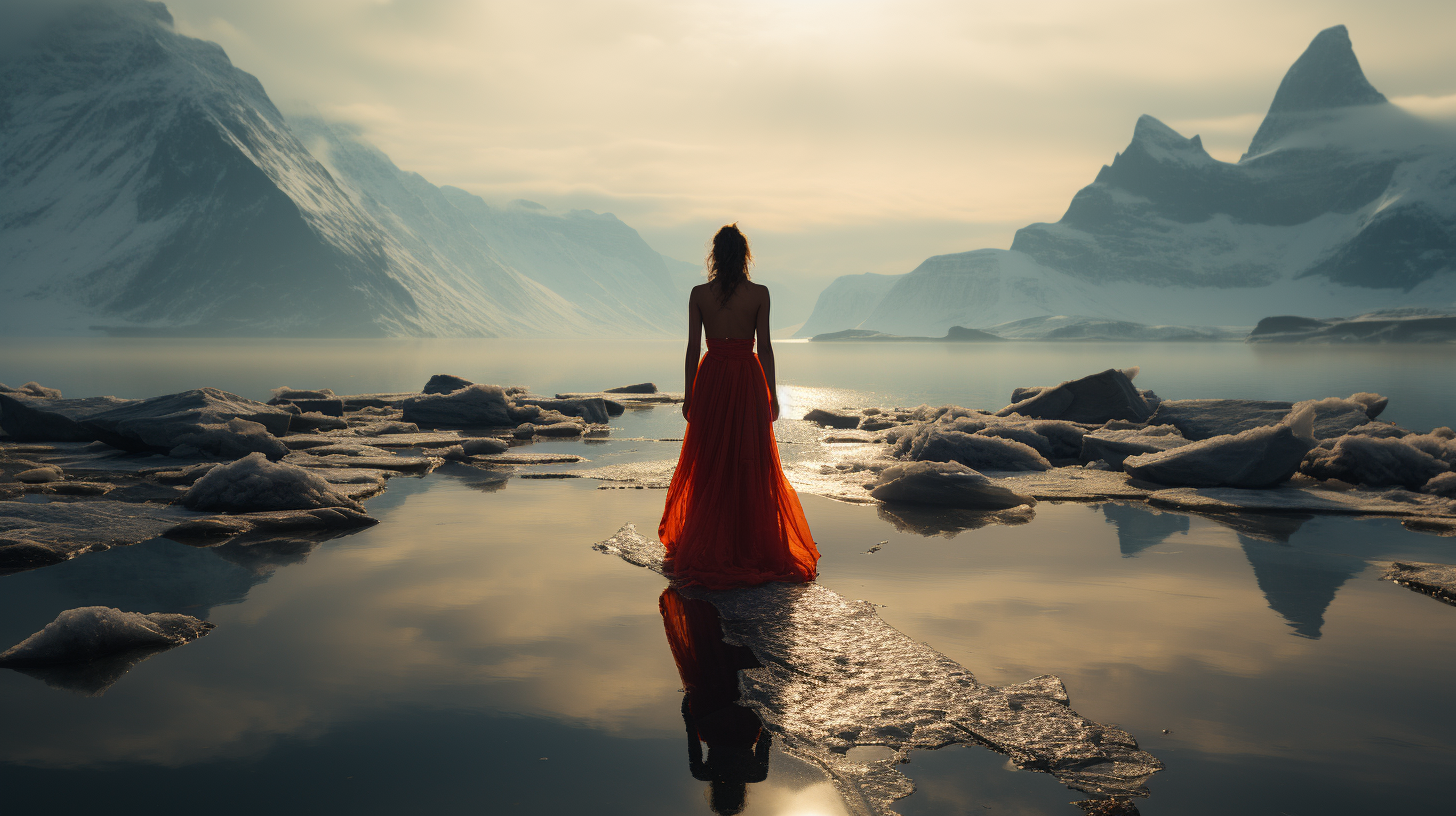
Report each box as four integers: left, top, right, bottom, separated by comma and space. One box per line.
423, 374, 474, 394
804, 408, 861, 429
998, 369, 1151, 424
603, 382, 657, 394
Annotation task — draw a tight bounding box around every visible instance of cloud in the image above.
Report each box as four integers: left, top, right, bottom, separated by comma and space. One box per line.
155, 0, 1456, 282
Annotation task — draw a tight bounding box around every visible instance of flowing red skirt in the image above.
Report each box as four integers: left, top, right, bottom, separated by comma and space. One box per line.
658, 338, 820, 589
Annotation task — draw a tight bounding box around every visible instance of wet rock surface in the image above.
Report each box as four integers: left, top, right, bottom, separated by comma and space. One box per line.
594, 524, 1163, 815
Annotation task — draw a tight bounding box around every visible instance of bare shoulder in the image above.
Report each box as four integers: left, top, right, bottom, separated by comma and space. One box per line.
747, 281, 771, 302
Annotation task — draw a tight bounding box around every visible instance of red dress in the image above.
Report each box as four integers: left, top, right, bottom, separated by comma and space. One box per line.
658, 337, 820, 589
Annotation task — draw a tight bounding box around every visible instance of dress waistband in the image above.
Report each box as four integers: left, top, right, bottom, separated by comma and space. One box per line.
705, 337, 755, 359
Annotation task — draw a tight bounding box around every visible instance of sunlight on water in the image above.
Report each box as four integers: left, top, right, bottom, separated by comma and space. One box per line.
2, 339, 1456, 814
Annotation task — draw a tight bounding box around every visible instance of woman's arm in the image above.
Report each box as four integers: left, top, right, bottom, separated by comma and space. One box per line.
755, 287, 779, 421
683, 287, 703, 421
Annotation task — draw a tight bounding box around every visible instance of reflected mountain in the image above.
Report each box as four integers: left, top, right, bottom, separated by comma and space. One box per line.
1239, 537, 1365, 639
432, 461, 512, 493
1206, 512, 1311, 544
875, 504, 1034, 539
660, 588, 771, 815
1100, 503, 1189, 557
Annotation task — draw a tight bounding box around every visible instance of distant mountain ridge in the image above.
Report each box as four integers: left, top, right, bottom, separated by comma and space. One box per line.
798, 25, 1456, 338
0, 0, 679, 336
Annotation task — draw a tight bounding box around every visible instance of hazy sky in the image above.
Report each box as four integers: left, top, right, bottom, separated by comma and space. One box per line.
163, 0, 1456, 307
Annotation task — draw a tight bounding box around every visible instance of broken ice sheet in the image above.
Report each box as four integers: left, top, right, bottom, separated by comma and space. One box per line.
593, 524, 1162, 815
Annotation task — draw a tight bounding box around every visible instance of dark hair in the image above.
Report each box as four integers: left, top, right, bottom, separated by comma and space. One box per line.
707, 223, 752, 306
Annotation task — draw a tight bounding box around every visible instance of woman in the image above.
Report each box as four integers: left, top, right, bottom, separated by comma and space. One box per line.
657, 224, 820, 589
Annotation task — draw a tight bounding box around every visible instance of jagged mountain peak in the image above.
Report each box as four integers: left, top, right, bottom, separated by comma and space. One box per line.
1247, 24, 1388, 156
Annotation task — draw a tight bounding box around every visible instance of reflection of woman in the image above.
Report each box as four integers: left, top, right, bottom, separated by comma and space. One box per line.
661, 588, 771, 815
658, 224, 820, 589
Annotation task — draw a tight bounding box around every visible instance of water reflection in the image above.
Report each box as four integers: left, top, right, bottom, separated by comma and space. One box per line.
1099, 503, 1189, 557
660, 588, 770, 815
875, 504, 1034, 538
1239, 537, 1365, 639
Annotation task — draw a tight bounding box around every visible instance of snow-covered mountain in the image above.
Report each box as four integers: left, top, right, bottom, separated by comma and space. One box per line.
0, 0, 678, 336
798, 25, 1456, 338
289, 118, 681, 336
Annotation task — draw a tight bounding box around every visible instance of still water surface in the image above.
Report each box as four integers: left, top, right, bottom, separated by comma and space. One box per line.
1, 339, 1454, 814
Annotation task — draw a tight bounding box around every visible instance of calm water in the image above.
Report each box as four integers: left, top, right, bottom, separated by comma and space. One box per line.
2, 339, 1455, 814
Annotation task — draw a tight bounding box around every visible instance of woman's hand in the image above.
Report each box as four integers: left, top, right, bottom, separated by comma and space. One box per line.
682, 396, 691, 422
770, 395, 780, 422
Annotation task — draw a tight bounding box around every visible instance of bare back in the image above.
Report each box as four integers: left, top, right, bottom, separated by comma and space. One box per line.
691, 280, 769, 340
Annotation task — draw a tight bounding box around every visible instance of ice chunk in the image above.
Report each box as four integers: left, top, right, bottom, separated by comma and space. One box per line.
352, 421, 420, 436
514, 397, 610, 425
1080, 426, 1191, 470
0, 607, 212, 667
461, 437, 509, 456
1383, 561, 1456, 606
0, 501, 198, 575
0, 382, 62, 399
423, 374, 474, 394
181, 452, 363, 512
1300, 436, 1450, 489
1149, 399, 1294, 440
268, 386, 335, 402
14, 465, 64, 483
401, 384, 513, 426
1402, 428, 1456, 467
974, 425, 1053, 458
531, 421, 586, 437
893, 425, 1052, 472
870, 461, 1036, 509
593, 524, 1163, 809
1123, 407, 1316, 489
0, 394, 132, 441
168, 418, 290, 461
1017, 419, 1087, 459
288, 411, 348, 432
84, 388, 294, 452
1424, 472, 1456, 498
997, 369, 1152, 424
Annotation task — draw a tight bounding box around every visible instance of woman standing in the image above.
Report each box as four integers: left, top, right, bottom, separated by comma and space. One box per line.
657, 224, 820, 589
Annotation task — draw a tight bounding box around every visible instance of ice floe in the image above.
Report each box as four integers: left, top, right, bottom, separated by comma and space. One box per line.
594, 524, 1163, 814
869, 461, 1036, 509
1382, 561, 1456, 606
1122, 406, 1316, 489
181, 453, 363, 512
1301, 435, 1451, 489
0, 607, 214, 696
0, 606, 213, 666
